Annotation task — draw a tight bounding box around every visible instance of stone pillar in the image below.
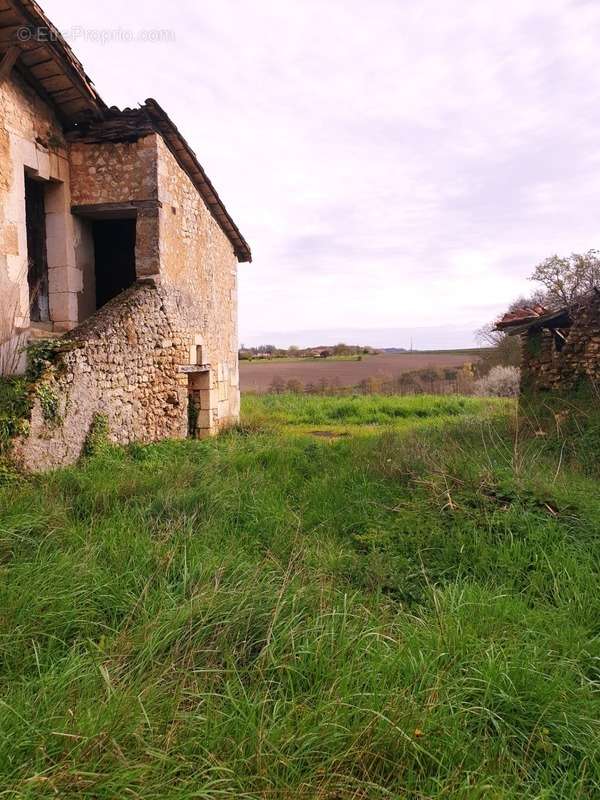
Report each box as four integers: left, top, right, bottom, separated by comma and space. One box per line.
135, 205, 161, 278
45, 177, 81, 331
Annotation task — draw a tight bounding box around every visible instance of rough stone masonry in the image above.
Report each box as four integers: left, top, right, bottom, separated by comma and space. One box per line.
497, 291, 600, 393
0, 1, 250, 472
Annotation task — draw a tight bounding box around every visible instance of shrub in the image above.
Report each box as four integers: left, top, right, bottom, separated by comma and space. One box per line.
25, 338, 65, 382
285, 378, 304, 394
270, 376, 286, 394
474, 365, 520, 397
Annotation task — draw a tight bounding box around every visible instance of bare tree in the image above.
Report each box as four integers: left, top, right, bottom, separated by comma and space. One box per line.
530, 250, 600, 307
476, 295, 544, 350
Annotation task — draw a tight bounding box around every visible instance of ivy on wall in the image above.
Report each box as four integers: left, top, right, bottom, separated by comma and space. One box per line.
525, 330, 543, 358
0, 338, 70, 480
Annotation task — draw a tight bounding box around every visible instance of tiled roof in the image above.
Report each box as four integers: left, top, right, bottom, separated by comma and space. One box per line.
0, 0, 105, 121
496, 305, 548, 330
1, 1, 251, 262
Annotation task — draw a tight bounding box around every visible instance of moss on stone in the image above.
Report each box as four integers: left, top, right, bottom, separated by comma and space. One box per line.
82, 413, 111, 458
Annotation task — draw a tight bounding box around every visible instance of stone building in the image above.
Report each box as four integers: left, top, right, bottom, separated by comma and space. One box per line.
496, 291, 600, 392
0, 0, 251, 471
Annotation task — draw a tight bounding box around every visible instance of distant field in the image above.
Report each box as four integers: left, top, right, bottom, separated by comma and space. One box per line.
240, 350, 483, 392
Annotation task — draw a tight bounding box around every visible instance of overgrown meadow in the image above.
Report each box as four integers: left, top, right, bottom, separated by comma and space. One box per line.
1, 393, 599, 798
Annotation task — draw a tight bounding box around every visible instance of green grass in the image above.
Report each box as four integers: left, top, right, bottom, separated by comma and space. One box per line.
0, 394, 599, 797
242, 392, 504, 432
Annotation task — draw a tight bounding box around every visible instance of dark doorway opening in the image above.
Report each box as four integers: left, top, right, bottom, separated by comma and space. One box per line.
25, 175, 49, 322
92, 218, 137, 310
187, 371, 210, 438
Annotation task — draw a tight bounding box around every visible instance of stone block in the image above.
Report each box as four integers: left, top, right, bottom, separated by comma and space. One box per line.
218, 381, 228, 402
44, 182, 69, 214
36, 147, 50, 180
45, 210, 71, 242
218, 399, 229, 419
5, 253, 26, 283
5, 184, 25, 224
46, 212, 77, 270
53, 320, 79, 332
197, 409, 213, 428
199, 388, 218, 409
46, 235, 75, 270
48, 267, 83, 294
48, 152, 61, 181
49, 291, 78, 323
15, 136, 37, 170
0, 223, 19, 255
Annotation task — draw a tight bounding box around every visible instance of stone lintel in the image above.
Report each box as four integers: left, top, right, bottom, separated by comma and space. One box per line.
71, 199, 162, 219
177, 364, 211, 374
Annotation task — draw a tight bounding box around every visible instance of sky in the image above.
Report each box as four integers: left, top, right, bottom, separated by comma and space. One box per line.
44, 0, 600, 349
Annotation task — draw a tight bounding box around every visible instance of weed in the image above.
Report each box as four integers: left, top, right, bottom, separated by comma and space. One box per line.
0, 377, 31, 454
25, 338, 66, 382
35, 382, 61, 425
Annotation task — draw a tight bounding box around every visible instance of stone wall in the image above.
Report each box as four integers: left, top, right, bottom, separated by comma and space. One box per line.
68, 135, 162, 280
156, 136, 240, 432
69, 136, 159, 206
521, 293, 600, 391
0, 70, 89, 338
12, 281, 198, 472
2, 75, 242, 468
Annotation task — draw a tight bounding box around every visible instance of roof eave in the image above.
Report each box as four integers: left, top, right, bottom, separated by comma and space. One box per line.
0, 0, 106, 122
144, 98, 252, 263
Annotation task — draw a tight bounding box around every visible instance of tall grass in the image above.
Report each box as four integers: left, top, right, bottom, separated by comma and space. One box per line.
242, 392, 503, 428
0, 396, 599, 797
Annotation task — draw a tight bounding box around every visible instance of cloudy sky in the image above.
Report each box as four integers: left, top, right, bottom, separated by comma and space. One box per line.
45, 0, 600, 348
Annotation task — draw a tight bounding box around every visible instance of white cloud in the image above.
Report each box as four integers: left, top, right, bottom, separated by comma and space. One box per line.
44, 0, 600, 346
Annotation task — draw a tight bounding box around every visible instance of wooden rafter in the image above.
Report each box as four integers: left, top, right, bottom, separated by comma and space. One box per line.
0, 43, 20, 83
